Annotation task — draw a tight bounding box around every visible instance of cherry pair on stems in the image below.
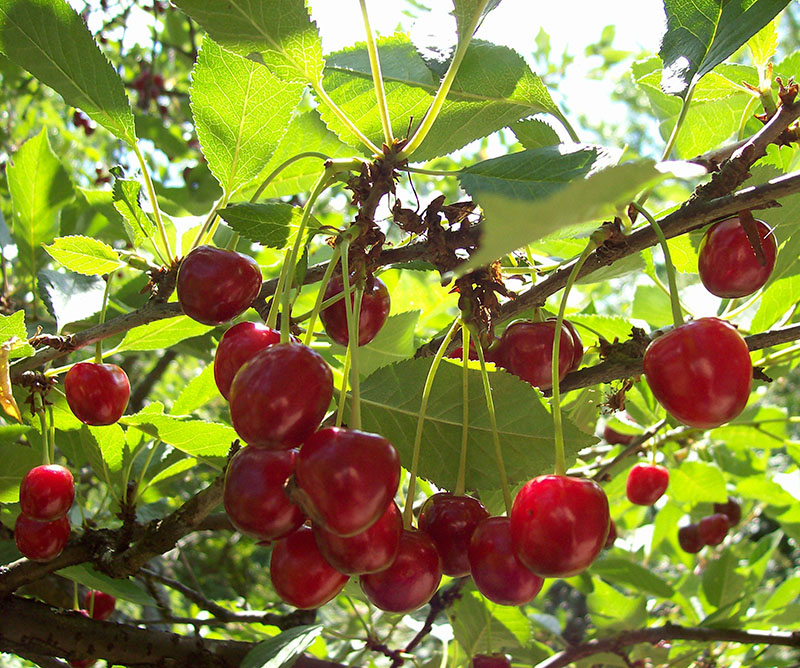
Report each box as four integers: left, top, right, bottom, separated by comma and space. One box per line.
14, 464, 74, 562
678, 497, 741, 553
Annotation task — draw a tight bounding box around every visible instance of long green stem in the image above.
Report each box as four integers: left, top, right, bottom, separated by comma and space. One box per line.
132, 143, 173, 262
340, 244, 361, 429
551, 107, 581, 143
314, 84, 381, 155
631, 202, 684, 329
551, 243, 596, 477
336, 346, 351, 429
398, 0, 492, 159
94, 273, 114, 364
251, 152, 332, 202
402, 319, 460, 528
302, 245, 342, 346
455, 324, 470, 497
359, 0, 393, 146
34, 393, 49, 466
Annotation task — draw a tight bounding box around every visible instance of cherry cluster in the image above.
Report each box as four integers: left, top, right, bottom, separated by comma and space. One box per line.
678, 497, 742, 554
68, 590, 117, 668
14, 464, 74, 562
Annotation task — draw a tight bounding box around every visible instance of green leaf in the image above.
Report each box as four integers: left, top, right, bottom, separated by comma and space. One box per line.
37, 269, 105, 332
116, 316, 214, 354
87, 424, 125, 474
592, 556, 675, 598
0, 311, 34, 359
355, 358, 593, 491
587, 578, 647, 631
7, 130, 73, 287
240, 625, 322, 668
0, 0, 136, 143
0, 442, 40, 503
172, 0, 324, 84
669, 461, 728, 504
511, 118, 561, 149
322, 36, 557, 161
190, 39, 304, 197
172, 364, 218, 416
448, 589, 528, 657
58, 564, 153, 606
659, 0, 791, 98
748, 18, 779, 67
451, 0, 503, 41
702, 550, 747, 609
44, 235, 122, 276
112, 179, 158, 250
219, 202, 319, 250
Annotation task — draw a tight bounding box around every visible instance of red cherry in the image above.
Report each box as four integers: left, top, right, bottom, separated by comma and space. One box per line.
223, 447, 305, 542
419, 493, 489, 577
713, 497, 742, 526
269, 526, 349, 609
472, 654, 511, 668
510, 475, 609, 578
213, 322, 281, 400
603, 425, 635, 445
359, 530, 442, 613
677, 524, 704, 553
64, 362, 130, 426
499, 320, 576, 390
14, 514, 70, 562
295, 427, 400, 537
643, 318, 752, 429
698, 513, 730, 546
547, 318, 584, 371
625, 464, 669, 506
176, 245, 262, 325
84, 590, 116, 621
319, 274, 390, 347
698, 216, 777, 298
229, 343, 333, 448
19, 465, 74, 521
313, 501, 402, 575
468, 516, 544, 606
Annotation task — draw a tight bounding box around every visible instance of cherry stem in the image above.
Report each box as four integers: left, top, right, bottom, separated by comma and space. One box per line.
95, 273, 113, 364
552, 241, 596, 478
630, 201, 684, 329
455, 323, 470, 497
335, 346, 351, 429
250, 152, 332, 202
132, 143, 174, 263
47, 404, 55, 466
73, 581, 79, 611
402, 319, 460, 529
302, 244, 342, 347
339, 242, 363, 430
225, 232, 240, 252
359, 0, 393, 146
266, 248, 291, 330
33, 392, 50, 466
474, 333, 512, 515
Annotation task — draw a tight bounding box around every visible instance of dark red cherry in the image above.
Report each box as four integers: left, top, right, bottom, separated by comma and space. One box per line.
269, 526, 349, 609
510, 475, 609, 578
498, 320, 576, 390
229, 343, 333, 448
643, 318, 752, 429
677, 524, 704, 553
14, 514, 70, 562
84, 590, 116, 621
313, 501, 402, 575
214, 322, 281, 400
604, 519, 617, 548
224, 447, 304, 542
547, 318, 583, 371
468, 516, 544, 606
359, 530, 442, 613
177, 245, 262, 325
64, 362, 130, 426
419, 493, 489, 577
320, 274, 390, 347
698, 216, 777, 298
472, 654, 511, 668
19, 465, 74, 521
295, 427, 400, 537
603, 425, 635, 445
713, 497, 742, 526
626, 463, 669, 506
698, 513, 730, 546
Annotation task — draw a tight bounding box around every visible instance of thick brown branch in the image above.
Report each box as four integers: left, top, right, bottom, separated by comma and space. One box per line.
535, 623, 800, 668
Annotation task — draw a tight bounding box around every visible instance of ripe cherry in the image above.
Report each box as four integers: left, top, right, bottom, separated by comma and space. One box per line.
360, 530, 442, 613
14, 514, 70, 562
499, 320, 576, 390
468, 516, 544, 606
677, 524, 704, 554
213, 322, 281, 400
510, 475, 609, 578
698, 215, 777, 298
64, 362, 130, 426
643, 318, 752, 429
269, 526, 349, 609
320, 274, 390, 347
472, 654, 511, 668
177, 245, 262, 326
84, 590, 116, 621
626, 463, 669, 506
713, 497, 742, 526
223, 447, 305, 542
229, 343, 333, 448
295, 427, 400, 536
419, 493, 489, 577
605, 519, 618, 549
548, 317, 583, 371
19, 465, 74, 521
698, 513, 730, 546
313, 501, 402, 575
